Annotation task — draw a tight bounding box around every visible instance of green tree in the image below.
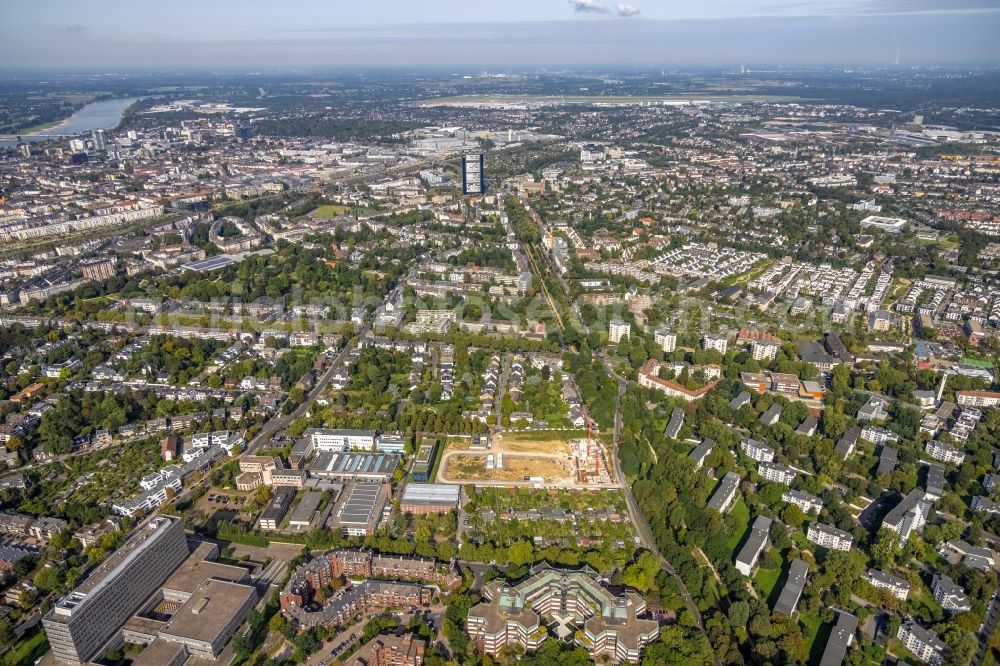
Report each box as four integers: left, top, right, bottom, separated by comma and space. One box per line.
623, 551, 660, 592
34, 567, 62, 593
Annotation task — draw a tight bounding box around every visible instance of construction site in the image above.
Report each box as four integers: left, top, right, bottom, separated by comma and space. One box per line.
437, 429, 615, 487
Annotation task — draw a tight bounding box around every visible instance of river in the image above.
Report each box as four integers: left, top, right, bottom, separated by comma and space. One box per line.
0, 97, 140, 148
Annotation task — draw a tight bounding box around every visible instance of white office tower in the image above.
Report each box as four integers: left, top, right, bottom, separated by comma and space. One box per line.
43, 516, 189, 663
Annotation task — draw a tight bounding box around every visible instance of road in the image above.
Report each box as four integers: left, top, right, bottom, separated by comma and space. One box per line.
245, 336, 360, 454
602, 355, 708, 644
973, 585, 1000, 666
516, 201, 709, 641
244, 266, 402, 455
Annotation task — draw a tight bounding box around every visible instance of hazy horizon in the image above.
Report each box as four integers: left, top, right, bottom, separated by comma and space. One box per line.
3, 0, 1000, 70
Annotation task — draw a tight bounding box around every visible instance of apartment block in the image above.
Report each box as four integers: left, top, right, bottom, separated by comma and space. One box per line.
806, 522, 853, 551
735, 516, 771, 576
932, 574, 972, 614
783, 489, 823, 514
758, 461, 796, 485
897, 622, 946, 666
863, 568, 909, 601
882, 489, 931, 544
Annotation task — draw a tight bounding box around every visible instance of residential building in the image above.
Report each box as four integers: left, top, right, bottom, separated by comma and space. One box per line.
835, 428, 859, 460
462, 153, 484, 195
857, 395, 890, 422
758, 461, 796, 485
729, 391, 751, 411
876, 446, 898, 476
925, 464, 946, 501
345, 633, 427, 666
664, 408, 684, 439
926, 440, 966, 465
688, 439, 715, 470
819, 610, 858, 666
806, 523, 853, 551
280, 550, 460, 614
751, 339, 781, 362
956, 390, 1000, 408
861, 425, 898, 445
637, 359, 719, 403
972, 496, 1000, 515
759, 404, 782, 426
609, 319, 631, 344
701, 334, 728, 354
783, 489, 823, 514
864, 569, 909, 601
773, 559, 808, 616
741, 438, 774, 463
735, 516, 772, 576
939, 539, 996, 571
653, 328, 676, 353
897, 622, 946, 665
882, 489, 931, 544
706, 472, 741, 514
932, 574, 971, 614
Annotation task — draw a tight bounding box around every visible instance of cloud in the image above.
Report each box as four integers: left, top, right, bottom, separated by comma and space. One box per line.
65, 24, 87, 33
615, 3, 640, 16
853, 0, 1000, 13
569, 0, 609, 14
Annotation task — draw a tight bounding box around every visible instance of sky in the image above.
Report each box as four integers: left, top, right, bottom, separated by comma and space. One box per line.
2, 0, 999, 70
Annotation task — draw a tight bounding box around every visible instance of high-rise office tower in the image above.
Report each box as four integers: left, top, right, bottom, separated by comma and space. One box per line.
42, 516, 189, 664
462, 153, 485, 195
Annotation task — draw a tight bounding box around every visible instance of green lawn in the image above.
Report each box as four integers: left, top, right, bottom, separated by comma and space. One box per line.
754, 565, 783, 605
309, 204, 348, 218
725, 499, 752, 553
800, 612, 830, 665
2, 629, 49, 666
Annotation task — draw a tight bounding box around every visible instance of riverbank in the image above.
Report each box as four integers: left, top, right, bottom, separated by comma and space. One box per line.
0, 97, 141, 147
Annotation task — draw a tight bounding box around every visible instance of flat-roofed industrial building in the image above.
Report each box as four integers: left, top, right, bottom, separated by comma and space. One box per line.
400, 483, 460, 514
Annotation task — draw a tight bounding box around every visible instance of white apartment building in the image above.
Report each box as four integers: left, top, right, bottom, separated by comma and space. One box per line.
860, 425, 899, 445
932, 574, 972, 614
897, 623, 946, 665
926, 440, 966, 465
758, 461, 796, 485
741, 438, 774, 463
653, 328, 677, 353
882, 489, 931, 544
783, 489, 823, 514
701, 334, 728, 354
609, 319, 631, 344
956, 390, 1000, 408
864, 568, 909, 601
751, 339, 781, 362
806, 522, 853, 551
